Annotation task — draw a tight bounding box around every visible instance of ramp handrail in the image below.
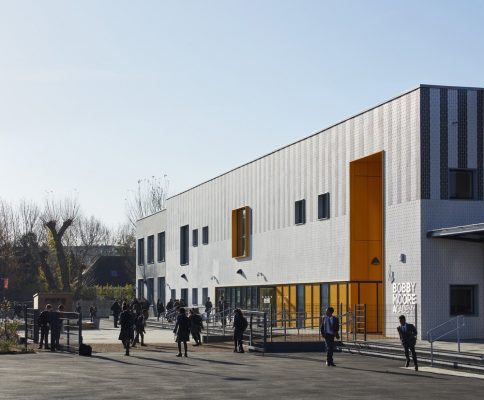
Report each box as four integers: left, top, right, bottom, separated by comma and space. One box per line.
427, 315, 465, 366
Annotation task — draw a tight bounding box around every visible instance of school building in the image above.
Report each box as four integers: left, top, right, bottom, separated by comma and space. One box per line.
136, 84, 484, 339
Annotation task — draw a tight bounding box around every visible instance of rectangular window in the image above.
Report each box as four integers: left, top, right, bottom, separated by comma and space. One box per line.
192, 229, 198, 247
137, 238, 145, 265
232, 206, 250, 258
180, 225, 189, 265
192, 288, 198, 305
137, 279, 144, 299
202, 288, 208, 305
202, 226, 209, 245
449, 169, 475, 199
170, 289, 176, 302
318, 193, 330, 220
147, 278, 154, 305
157, 277, 165, 304
157, 232, 165, 262
181, 288, 188, 304
295, 199, 306, 225
450, 285, 478, 315
147, 235, 154, 264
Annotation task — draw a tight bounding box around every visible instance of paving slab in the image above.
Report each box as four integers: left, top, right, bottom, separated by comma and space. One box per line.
1, 351, 483, 399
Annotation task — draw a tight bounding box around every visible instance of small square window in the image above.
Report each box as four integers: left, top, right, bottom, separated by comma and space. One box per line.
202, 226, 209, 245
318, 193, 330, 220
450, 285, 478, 316
295, 199, 306, 225
449, 169, 475, 199
192, 229, 198, 247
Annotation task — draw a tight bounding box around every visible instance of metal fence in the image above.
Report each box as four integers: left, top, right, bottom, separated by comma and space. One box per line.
24, 309, 82, 353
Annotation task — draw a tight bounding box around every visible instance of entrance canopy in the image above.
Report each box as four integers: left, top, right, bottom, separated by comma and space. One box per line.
427, 223, 484, 242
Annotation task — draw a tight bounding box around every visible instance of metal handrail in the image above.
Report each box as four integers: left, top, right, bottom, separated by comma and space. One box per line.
427, 315, 465, 366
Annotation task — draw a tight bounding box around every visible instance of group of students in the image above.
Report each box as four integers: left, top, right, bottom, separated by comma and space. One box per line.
172, 307, 248, 357
37, 303, 65, 351
116, 298, 151, 355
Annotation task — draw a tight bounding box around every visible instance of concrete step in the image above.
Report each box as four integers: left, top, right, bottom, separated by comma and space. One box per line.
342, 341, 484, 374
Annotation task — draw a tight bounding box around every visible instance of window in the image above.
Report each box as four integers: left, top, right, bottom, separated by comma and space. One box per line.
181, 288, 188, 304
192, 288, 199, 305
449, 169, 475, 199
202, 226, 209, 245
295, 199, 306, 225
157, 232, 165, 262
157, 277, 165, 304
192, 229, 198, 247
110, 270, 118, 278
137, 279, 145, 299
202, 288, 208, 304
318, 193, 330, 220
232, 206, 250, 258
147, 235, 154, 264
137, 238, 145, 265
450, 285, 477, 315
180, 225, 189, 265
147, 278, 154, 305
170, 289, 176, 302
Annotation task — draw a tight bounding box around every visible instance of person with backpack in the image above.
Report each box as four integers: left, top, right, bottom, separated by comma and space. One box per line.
38, 304, 52, 350
232, 308, 248, 353
156, 299, 165, 321
173, 307, 190, 357
118, 304, 135, 356
189, 308, 204, 346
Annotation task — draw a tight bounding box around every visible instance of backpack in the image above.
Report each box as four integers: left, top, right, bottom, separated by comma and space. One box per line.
79, 343, 92, 357
241, 317, 248, 332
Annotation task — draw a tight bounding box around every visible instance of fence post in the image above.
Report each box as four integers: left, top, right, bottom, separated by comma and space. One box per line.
363, 304, 367, 342
283, 305, 287, 342
263, 312, 267, 355
249, 314, 253, 347
24, 306, 28, 350
415, 304, 418, 333
457, 317, 461, 353
78, 312, 83, 349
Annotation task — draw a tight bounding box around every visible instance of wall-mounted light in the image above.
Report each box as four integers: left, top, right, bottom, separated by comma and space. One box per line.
400, 254, 406, 263
236, 269, 244, 275
257, 272, 268, 282
210, 275, 219, 284
180, 273, 188, 281
371, 257, 380, 266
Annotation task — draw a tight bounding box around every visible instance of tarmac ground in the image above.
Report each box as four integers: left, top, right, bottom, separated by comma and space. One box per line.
1, 349, 483, 400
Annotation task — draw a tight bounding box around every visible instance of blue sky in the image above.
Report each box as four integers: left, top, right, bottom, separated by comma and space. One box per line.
1, 1, 483, 227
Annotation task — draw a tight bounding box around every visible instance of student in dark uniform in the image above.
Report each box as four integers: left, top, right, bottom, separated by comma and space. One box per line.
111, 300, 122, 328
118, 304, 135, 356
189, 309, 203, 346
320, 307, 340, 366
397, 315, 418, 371
232, 309, 248, 353
38, 304, 52, 350
50, 304, 64, 352
132, 311, 146, 347
173, 307, 190, 357
156, 299, 165, 321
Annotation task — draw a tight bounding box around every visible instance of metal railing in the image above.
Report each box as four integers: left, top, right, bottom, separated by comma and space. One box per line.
24, 308, 82, 354
427, 315, 465, 366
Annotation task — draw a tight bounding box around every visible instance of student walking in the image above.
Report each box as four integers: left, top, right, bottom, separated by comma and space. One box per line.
132, 311, 146, 347
118, 304, 135, 356
156, 299, 165, 321
189, 309, 203, 346
204, 297, 213, 319
173, 307, 190, 357
111, 300, 121, 328
232, 309, 248, 353
321, 307, 340, 366
397, 315, 418, 371
38, 304, 52, 350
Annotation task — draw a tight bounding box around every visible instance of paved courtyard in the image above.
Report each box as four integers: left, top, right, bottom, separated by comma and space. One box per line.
1, 350, 483, 399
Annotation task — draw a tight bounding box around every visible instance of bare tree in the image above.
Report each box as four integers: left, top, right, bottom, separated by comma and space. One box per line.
41, 196, 80, 292
114, 222, 136, 258
18, 200, 58, 291
126, 175, 169, 227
